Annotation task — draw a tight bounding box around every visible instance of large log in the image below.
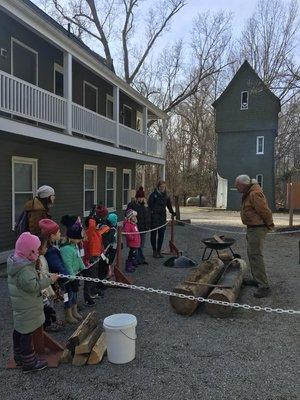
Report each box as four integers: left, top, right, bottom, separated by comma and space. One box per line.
87, 333, 107, 365
66, 311, 98, 351
60, 348, 73, 363
72, 353, 89, 367
75, 326, 102, 355
170, 258, 224, 315
205, 258, 248, 318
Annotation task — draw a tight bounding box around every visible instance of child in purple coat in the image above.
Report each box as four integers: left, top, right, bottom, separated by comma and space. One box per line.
123, 209, 141, 273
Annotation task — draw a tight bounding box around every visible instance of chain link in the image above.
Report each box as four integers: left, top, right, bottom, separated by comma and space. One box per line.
56, 274, 300, 316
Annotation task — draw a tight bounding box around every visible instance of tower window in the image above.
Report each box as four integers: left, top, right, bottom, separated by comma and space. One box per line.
256, 136, 264, 154
241, 91, 248, 110
256, 174, 263, 188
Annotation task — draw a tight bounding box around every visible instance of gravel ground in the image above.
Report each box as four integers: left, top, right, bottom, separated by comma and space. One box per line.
0, 209, 299, 400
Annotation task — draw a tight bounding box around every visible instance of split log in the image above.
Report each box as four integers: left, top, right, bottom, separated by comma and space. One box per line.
72, 353, 89, 367
60, 348, 73, 363
205, 258, 248, 318
170, 258, 224, 315
66, 311, 98, 351
218, 250, 234, 262
75, 326, 102, 355
87, 333, 107, 365
213, 235, 225, 243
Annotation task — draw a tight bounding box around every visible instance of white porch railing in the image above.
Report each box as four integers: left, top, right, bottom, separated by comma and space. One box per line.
72, 103, 117, 143
119, 124, 145, 152
0, 70, 66, 128
0, 70, 164, 158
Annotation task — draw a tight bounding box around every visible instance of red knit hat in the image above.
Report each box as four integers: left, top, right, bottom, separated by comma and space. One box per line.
135, 186, 145, 198
95, 205, 108, 218
38, 219, 60, 236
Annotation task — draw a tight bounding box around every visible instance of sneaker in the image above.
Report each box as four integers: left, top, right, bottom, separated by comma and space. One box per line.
253, 287, 271, 298
85, 299, 96, 307
141, 260, 149, 265
23, 359, 48, 373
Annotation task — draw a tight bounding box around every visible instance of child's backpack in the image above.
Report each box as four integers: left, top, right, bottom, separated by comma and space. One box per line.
15, 210, 29, 238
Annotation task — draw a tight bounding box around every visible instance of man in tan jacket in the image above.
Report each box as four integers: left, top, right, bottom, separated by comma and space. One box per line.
235, 175, 274, 298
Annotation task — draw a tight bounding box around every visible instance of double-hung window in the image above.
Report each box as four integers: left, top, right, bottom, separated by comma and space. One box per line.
122, 169, 132, 209
256, 136, 264, 155
84, 165, 97, 216
256, 174, 263, 188
12, 157, 37, 228
106, 167, 116, 210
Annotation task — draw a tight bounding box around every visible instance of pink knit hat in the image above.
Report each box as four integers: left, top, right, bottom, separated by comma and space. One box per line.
14, 232, 41, 262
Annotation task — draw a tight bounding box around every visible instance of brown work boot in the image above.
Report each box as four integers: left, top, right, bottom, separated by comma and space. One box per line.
64, 308, 78, 324
72, 304, 83, 321
253, 287, 271, 298
242, 278, 258, 287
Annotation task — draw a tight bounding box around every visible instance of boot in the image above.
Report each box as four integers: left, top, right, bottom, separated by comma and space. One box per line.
253, 287, 271, 298
64, 307, 78, 324
72, 304, 83, 321
125, 260, 135, 273
153, 251, 159, 259
23, 358, 48, 373
157, 252, 164, 258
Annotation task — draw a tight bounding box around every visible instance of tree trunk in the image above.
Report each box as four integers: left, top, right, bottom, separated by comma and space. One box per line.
205, 259, 247, 318
170, 258, 224, 315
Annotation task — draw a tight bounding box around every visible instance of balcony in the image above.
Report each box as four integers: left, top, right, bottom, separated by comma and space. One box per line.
0, 70, 164, 158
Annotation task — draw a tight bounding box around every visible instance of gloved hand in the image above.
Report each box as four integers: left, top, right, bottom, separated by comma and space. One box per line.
171, 211, 176, 217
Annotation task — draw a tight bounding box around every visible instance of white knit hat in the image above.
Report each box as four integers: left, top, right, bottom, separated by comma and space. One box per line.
126, 209, 137, 220
37, 185, 55, 199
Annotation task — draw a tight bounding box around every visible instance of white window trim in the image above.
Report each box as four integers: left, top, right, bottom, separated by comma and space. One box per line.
83, 81, 99, 113
106, 94, 114, 119
105, 167, 117, 211
53, 62, 64, 95
122, 169, 132, 210
240, 91, 248, 110
136, 110, 143, 132
256, 174, 263, 189
256, 136, 265, 155
122, 104, 132, 125
12, 156, 38, 229
11, 37, 38, 85
83, 164, 97, 217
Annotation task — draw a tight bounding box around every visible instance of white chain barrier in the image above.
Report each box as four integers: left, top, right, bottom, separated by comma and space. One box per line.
121, 221, 169, 235
57, 273, 300, 316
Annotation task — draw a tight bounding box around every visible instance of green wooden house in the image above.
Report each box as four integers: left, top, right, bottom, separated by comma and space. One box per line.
213, 60, 281, 211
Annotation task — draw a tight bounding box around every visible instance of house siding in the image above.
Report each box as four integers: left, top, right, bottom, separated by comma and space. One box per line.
217, 130, 276, 210
0, 132, 136, 252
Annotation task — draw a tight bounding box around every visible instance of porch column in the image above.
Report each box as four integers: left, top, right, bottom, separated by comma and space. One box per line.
63, 52, 72, 135
143, 106, 148, 154
161, 163, 166, 180
113, 86, 119, 147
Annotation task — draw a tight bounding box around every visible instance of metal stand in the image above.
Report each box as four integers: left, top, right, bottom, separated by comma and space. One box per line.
202, 246, 235, 261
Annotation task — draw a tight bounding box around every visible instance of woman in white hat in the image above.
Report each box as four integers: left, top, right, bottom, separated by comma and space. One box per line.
22, 185, 56, 236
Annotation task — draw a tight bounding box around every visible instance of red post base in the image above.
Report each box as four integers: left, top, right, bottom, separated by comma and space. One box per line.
7, 326, 64, 369
114, 267, 135, 285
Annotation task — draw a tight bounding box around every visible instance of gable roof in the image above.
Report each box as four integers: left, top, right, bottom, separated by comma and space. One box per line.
212, 60, 280, 108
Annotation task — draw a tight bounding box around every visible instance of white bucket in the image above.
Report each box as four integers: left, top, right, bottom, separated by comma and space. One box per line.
103, 313, 137, 364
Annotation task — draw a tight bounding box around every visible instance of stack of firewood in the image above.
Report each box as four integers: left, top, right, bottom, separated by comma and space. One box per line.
60, 311, 107, 366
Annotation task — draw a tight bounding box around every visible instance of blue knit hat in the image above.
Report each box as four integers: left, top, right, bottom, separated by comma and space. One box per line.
107, 213, 118, 226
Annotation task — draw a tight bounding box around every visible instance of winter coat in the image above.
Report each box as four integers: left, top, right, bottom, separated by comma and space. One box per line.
148, 189, 175, 228
45, 245, 69, 276
126, 201, 150, 232
37, 255, 56, 300
241, 184, 274, 228
7, 256, 52, 334
60, 243, 86, 276
24, 197, 50, 236
123, 220, 141, 249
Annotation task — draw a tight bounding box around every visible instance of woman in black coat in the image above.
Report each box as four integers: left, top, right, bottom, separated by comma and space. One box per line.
148, 180, 176, 258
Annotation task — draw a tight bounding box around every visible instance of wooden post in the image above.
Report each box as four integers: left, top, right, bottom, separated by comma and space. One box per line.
174, 195, 180, 221
288, 183, 294, 228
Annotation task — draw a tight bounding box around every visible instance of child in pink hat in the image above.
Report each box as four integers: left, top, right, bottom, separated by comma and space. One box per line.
7, 232, 59, 373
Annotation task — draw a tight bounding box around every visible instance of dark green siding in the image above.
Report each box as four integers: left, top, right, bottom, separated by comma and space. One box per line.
0, 133, 136, 252
217, 130, 276, 210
